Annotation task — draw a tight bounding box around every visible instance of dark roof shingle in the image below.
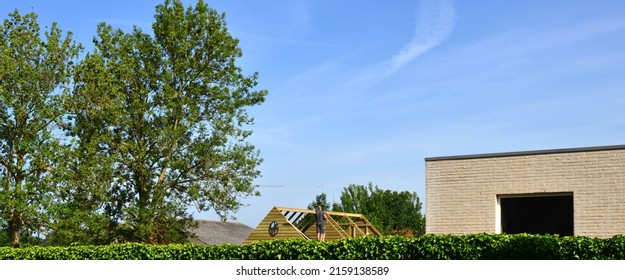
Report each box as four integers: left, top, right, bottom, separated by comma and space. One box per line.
188, 220, 253, 245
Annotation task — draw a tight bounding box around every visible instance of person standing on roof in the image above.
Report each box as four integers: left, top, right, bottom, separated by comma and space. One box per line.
315, 204, 329, 241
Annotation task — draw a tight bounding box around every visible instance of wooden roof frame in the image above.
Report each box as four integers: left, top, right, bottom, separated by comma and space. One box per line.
244, 206, 382, 243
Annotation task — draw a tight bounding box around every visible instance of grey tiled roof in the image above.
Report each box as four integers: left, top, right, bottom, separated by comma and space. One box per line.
187, 220, 253, 245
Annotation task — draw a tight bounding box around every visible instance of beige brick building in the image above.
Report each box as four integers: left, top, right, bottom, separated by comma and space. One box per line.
425, 145, 625, 238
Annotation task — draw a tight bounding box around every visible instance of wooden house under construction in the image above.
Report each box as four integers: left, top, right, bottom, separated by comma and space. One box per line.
244, 206, 382, 243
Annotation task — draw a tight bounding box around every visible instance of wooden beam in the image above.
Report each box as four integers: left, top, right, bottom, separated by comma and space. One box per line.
275, 206, 367, 218
287, 211, 299, 220
325, 215, 349, 239
272, 206, 383, 236
291, 212, 305, 223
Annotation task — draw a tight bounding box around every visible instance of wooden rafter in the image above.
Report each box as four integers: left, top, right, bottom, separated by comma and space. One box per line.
244, 206, 382, 243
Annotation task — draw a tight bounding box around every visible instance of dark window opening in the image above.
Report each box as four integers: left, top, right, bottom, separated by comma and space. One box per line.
500, 194, 574, 236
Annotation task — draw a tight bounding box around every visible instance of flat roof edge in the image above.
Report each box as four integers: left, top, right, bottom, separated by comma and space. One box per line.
425, 144, 625, 161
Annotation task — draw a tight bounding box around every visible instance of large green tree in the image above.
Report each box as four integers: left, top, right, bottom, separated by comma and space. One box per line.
333, 183, 375, 214
69, 0, 266, 243
333, 183, 425, 236
0, 10, 81, 247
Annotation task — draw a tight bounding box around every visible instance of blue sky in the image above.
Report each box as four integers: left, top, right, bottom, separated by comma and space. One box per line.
2, 0, 625, 228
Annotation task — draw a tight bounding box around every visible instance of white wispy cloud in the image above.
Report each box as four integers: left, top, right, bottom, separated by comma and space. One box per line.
336, 0, 457, 91
247, 0, 459, 186
387, 0, 456, 75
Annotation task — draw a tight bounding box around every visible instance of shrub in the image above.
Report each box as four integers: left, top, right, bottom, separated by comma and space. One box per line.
0, 234, 621, 260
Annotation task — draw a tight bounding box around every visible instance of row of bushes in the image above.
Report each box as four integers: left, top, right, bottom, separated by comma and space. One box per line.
2, 234, 625, 260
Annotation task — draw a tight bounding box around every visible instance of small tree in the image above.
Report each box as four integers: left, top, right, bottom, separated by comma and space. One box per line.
369, 188, 424, 236
307, 193, 331, 211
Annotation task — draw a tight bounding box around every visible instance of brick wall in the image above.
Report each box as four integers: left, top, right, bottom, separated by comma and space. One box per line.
425, 146, 625, 238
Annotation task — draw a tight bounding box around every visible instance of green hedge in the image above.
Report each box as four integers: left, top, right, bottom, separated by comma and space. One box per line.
1, 234, 624, 260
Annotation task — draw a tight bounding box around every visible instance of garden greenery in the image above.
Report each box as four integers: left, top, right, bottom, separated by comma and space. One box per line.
1, 234, 624, 260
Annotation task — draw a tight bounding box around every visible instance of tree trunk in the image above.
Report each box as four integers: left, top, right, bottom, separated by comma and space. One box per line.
136, 170, 156, 244
8, 211, 22, 248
